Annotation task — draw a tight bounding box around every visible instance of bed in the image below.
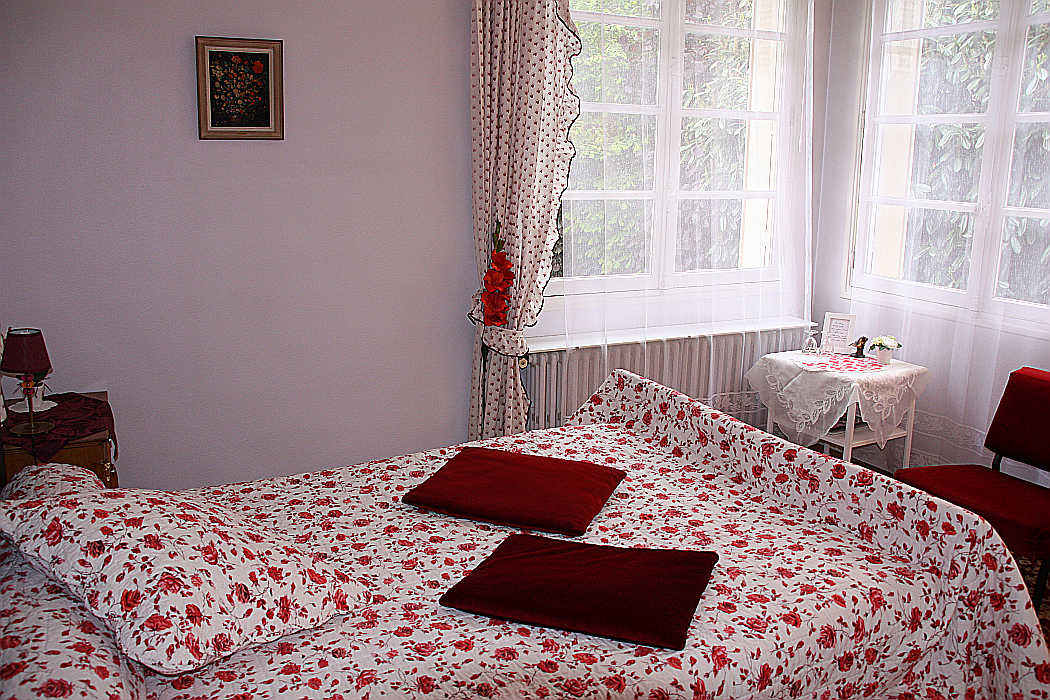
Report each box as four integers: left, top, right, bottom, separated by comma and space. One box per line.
2, 369, 1048, 699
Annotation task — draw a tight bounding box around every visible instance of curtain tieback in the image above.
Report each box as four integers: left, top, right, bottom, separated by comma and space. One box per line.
481, 325, 528, 358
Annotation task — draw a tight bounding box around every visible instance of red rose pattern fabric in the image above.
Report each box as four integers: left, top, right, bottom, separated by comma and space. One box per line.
2, 369, 1048, 698
0, 539, 146, 699
0, 462, 105, 501
0, 489, 365, 674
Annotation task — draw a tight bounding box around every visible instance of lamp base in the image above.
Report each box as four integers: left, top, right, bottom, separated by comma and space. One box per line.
10, 420, 55, 436
9, 399, 58, 413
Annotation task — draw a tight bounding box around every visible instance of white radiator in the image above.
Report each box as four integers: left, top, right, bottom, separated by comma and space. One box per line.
523, 324, 808, 430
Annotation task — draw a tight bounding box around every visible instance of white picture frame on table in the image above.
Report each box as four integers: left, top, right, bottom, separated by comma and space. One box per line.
821, 312, 856, 353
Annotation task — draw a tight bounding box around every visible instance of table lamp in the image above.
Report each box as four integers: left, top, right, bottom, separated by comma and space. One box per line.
1, 328, 55, 436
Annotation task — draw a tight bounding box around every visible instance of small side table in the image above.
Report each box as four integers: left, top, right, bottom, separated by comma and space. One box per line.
2, 391, 118, 488
816, 391, 916, 468
746, 351, 930, 471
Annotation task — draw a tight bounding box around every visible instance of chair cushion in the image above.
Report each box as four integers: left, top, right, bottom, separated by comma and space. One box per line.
897, 464, 1050, 559
985, 366, 1050, 471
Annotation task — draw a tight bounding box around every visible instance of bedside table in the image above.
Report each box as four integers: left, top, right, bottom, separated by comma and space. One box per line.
2, 391, 118, 488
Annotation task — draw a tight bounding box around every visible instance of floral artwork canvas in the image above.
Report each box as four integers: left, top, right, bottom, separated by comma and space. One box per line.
196, 37, 283, 139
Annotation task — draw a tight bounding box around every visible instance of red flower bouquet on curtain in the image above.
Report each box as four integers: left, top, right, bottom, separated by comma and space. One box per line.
481, 221, 514, 326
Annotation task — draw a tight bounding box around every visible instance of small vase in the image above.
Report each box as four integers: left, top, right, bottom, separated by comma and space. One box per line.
876, 348, 892, 365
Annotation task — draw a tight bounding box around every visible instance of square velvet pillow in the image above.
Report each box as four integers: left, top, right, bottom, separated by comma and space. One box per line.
0, 462, 105, 501
402, 447, 626, 536
0, 489, 364, 674
440, 534, 718, 649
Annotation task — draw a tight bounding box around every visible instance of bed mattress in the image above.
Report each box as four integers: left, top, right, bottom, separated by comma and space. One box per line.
3, 370, 1047, 699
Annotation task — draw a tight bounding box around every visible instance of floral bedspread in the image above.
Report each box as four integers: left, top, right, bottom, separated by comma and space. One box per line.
3, 370, 1048, 699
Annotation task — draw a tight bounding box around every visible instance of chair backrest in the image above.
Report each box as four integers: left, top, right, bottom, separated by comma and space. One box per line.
984, 366, 1050, 472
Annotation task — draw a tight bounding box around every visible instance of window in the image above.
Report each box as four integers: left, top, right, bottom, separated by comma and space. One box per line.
550, 0, 809, 296
855, 0, 1050, 318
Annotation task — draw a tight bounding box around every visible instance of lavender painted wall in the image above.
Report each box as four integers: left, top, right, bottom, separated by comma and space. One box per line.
0, 0, 477, 489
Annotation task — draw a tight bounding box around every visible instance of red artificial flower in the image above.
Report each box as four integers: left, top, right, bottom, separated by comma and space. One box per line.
490, 250, 512, 271
479, 221, 514, 326
481, 289, 508, 313
484, 267, 514, 291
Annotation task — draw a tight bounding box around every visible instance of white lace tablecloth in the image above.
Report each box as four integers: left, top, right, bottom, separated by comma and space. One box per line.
745, 350, 931, 448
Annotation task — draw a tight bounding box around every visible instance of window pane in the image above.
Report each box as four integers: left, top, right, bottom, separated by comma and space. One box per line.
869, 204, 973, 289
683, 35, 781, 111
677, 199, 744, 270
1019, 23, 1050, 113
1032, 0, 1050, 14
1008, 123, 1050, 209
570, 0, 661, 19
573, 21, 659, 105
873, 123, 983, 202
568, 112, 656, 190
561, 199, 652, 275
567, 113, 605, 189
997, 216, 1050, 305
605, 114, 656, 189
879, 32, 994, 115
886, 0, 998, 32
680, 117, 777, 191
676, 198, 773, 270
685, 0, 785, 31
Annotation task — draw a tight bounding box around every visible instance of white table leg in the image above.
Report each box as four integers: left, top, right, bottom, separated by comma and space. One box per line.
901, 407, 916, 471
843, 402, 858, 464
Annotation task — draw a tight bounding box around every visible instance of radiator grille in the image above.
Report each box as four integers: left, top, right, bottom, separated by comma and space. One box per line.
523, 326, 807, 430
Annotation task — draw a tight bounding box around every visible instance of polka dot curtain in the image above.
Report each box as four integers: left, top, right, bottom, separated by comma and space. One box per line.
467, 0, 581, 440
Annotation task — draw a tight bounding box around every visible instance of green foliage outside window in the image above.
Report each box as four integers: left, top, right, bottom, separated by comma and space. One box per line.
891, 18, 992, 290
901, 209, 974, 290
999, 216, 1050, 305
558, 0, 778, 278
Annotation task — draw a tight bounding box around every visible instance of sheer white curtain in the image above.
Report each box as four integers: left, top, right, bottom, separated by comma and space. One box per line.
849, 0, 1050, 484
526, 0, 815, 419
467, 0, 582, 440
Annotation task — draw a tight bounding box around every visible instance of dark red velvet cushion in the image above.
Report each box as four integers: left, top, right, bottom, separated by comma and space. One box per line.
402, 447, 625, 536
984, 367, 1050, 471
897, 464, 1050, 559
440, 534, 718, 649
897, 367, 1050, 559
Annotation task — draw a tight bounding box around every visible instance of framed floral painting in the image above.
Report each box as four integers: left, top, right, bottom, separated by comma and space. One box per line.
196, 37, 283, 140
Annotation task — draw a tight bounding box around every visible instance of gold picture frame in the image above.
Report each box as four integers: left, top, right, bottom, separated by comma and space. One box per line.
196, 36, 283, 140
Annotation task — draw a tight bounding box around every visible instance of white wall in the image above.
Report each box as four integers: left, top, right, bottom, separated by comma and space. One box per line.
0, 0, 477, 490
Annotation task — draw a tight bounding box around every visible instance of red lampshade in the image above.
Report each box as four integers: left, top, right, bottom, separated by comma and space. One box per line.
1, 328, 52, 378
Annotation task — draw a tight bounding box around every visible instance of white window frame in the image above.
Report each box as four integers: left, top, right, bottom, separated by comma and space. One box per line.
546, 0, 809, 301
852, 0, 1050, 326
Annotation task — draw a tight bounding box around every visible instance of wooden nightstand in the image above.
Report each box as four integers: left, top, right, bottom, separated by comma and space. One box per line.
2, 391, 118, 488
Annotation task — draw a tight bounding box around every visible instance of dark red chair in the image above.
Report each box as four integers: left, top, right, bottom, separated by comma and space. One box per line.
896, 366, 1050, 610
